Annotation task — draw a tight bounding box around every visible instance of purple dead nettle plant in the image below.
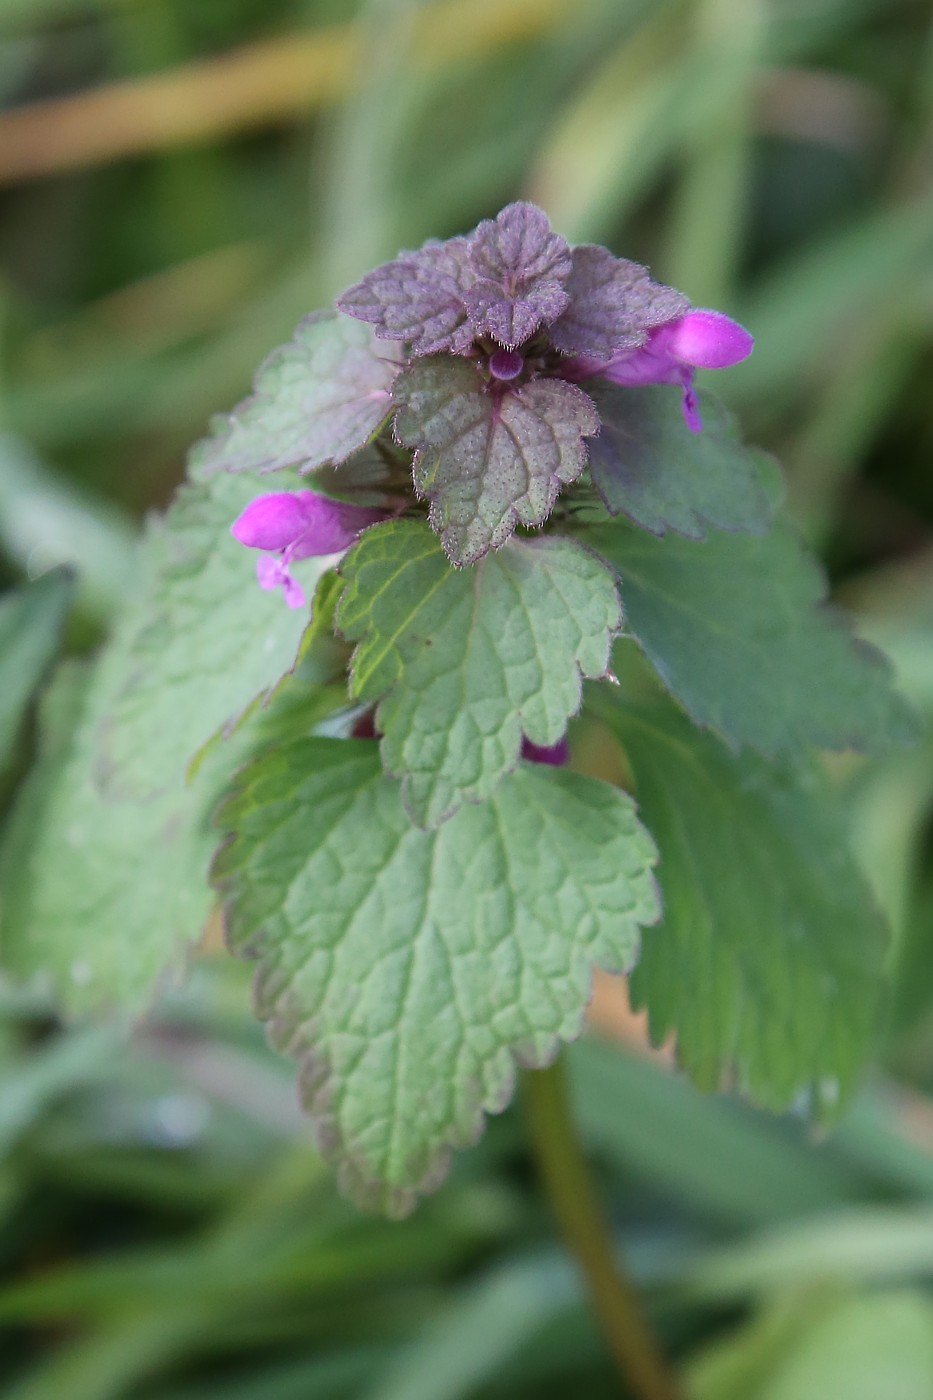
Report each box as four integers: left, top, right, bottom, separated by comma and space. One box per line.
230, 202, 752, 592
185, 194, 913, 1332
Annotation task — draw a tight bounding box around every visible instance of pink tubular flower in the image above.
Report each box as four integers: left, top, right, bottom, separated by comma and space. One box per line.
567, 309, 753, 433
231, 490, 387, 609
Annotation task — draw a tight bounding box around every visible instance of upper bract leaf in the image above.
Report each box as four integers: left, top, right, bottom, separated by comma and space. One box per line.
393, 357, 599, 564
189, 311, 401, 478
549, 245, 689, 359
336, 239, 477, 356
337, 519, 622, 826
463, 202, 572, 348
586, 383, 773, 538
604, 702, 887, 1117
214, 738, 659, 1217
586, 519, 918, 757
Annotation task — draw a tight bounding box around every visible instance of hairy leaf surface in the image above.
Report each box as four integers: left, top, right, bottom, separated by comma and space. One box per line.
586, 520, 916, 756
336, 239, 477, 356
549, 245, 688, 358
338, 520, 621, 825
214, 738, 659, 1216
586, 384, 773, 537
394, 357, 598, 563
463, 202, 571, 347
189, 311, 401, 478
603, 702, 887, 1115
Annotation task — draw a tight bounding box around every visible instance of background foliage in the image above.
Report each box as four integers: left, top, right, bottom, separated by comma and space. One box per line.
2, 0, 933, 1394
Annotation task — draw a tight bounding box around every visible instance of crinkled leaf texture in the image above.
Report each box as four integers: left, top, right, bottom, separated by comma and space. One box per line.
549, 244, 689, 359
189, 311, 401, 478
603, 702, 888, 1117
337, 203, 572, 355
585, 519, 917, 757
393, 356, 598, 564
338, 520, 621, 826
586, 383, 773, 538
336, 238, 478, 356
463, 202, 571, 348
0, 569, 73, 766
214, 737, 660, 1217
99, 472, 324, 800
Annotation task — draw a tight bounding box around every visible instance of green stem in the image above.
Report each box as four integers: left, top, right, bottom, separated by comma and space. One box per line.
522, 1057, 682, 1400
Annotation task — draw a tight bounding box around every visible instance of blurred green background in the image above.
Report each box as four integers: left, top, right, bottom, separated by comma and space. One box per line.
2, 0, 933, 1395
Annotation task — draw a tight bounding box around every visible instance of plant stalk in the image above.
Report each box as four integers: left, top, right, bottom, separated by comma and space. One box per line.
522, 1057, 682, 1400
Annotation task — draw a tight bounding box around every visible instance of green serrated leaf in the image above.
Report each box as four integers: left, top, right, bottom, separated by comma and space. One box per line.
188, 310, 401, 480
337, 519, 621, 826
0, 653, 219, 1013
100, 471, 324, 800
0, 569, 73, 766
601, 700, 887, 1116
393, 357, 598, 564
214, 737, 659, 1216
585, 519, 917, 757
0, 523, 346, 1014
586, 383, 773, 537
187, 568, 350, 780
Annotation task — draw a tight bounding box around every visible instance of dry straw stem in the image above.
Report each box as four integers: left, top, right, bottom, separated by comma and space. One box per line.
0, 0, 570, 185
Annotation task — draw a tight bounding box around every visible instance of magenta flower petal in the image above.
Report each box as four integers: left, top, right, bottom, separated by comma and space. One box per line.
234, 488, 390, 610
681, 382, 703, 434
565, 306, 753, 436
232, 492, 317, 551
597, 342, 683, 389
255, 554, 283, 591
667, 310, 754, 370
521, 736, 569, 767
279, 572, 308, 609
233, 490, 386, 560
283, 499, 387, 561
256, 554, 307, 609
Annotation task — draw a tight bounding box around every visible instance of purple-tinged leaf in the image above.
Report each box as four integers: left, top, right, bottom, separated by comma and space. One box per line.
189, 311, 402, 479
393, 356, 598, 565
337, 238, 477, 356
549, 245, 689, 359
463, 202, 572, 348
